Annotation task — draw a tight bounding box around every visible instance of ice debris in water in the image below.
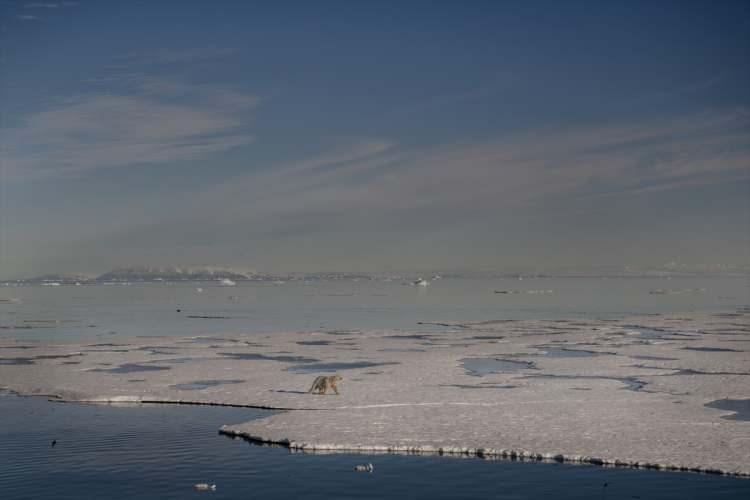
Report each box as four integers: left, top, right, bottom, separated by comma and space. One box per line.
194, 483, 216, 491
354, 463, 374, 472
649, 288, 706, 295
220, 279, 236, 287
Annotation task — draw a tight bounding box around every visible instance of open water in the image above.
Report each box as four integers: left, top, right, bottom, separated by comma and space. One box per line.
1, 276, 747, 342
1, 394, 749, 500
1, 276, 748, 498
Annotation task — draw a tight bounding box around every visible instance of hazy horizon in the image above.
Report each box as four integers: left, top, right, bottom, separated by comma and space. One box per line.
5, 261, 750, 282
1, 1, 748, 280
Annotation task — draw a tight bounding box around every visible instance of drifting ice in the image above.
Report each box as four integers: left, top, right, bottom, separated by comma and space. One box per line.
1, 309, 748, 477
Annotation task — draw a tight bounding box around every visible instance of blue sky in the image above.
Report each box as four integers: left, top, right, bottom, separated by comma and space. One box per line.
0, 0, 748, 277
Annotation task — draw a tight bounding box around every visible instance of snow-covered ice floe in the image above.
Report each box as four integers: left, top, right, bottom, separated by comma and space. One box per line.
1, 310, 749, 476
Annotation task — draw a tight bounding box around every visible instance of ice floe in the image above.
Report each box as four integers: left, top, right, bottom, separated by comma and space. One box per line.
1, 309, 748, 476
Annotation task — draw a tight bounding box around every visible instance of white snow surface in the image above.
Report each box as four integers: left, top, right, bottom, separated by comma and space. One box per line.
1, 310, 748, 476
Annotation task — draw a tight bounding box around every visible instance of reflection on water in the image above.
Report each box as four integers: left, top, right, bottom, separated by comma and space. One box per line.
461, 357, 536, 376
1, 395, 748, 500
219, 352, 318, 363
286, 361, 400, 373
89, 363, 171, 374
684, 346, 741, 353
705, 399, 750, 421
0, 357, 35, 365
170, 380, 246, 391
538, 347, 602, 358
523, 374, 647, 392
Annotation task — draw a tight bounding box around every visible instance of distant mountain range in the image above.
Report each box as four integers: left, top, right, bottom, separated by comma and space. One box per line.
5, 263, 748, 284
96, 266, 251, 282
20, 273, 95, 285
17, 267, 255, 284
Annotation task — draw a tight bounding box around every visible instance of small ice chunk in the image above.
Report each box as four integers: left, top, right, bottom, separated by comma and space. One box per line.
194, 483, 216, 491
354, 463, 374, 472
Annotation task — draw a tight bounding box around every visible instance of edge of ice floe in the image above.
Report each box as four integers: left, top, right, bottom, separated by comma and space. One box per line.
16, 387, 750, 478
53, 394, 326, 411
218, 427, 750, 478
1, 384, 330, 411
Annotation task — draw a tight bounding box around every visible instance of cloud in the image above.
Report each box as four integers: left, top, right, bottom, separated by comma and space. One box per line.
203, 109, 750, 238
1, 76, 259, 179
100, 108, 748, 257
286, 109, 748, 208
6, 105, 747, 275
23, 1, 77, 8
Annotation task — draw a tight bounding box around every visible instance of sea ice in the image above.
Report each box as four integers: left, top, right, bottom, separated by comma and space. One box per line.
1, 309, 748, 476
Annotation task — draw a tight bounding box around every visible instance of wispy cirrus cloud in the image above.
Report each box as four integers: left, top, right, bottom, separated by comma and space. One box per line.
105, 108, 748, 254
14, 2, 76, 22
1, 75, 259, 179
15, 107, 749, 275
230, 108, 750, 218
24, 2, 76, 7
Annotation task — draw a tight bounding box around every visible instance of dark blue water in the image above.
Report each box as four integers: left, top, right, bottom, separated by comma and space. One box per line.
705, 399, 750, 421
1, 395, 748, 499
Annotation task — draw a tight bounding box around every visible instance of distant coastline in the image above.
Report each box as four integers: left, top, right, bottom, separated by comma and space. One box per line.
3, 264, 749, 286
